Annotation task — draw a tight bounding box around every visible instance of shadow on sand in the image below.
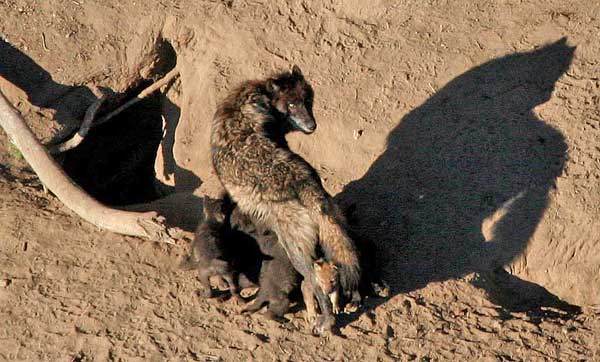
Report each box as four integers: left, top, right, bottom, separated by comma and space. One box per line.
0, 38, 201, 207
336, 38, 580, 322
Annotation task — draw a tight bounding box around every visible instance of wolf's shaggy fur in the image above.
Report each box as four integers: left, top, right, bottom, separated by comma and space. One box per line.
210, 66, 361, 333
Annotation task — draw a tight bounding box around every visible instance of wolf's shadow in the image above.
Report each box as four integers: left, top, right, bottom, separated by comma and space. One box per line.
336, 38, 579, 318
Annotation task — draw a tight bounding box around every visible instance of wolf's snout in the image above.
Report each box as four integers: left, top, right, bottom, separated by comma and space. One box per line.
291, 115, 317, 134
304, 121, 317, 133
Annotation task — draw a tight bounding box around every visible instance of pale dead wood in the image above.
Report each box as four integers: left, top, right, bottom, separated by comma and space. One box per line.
0, 90, 179, 243
48, 86, 106, 154
92, 66, 180, 128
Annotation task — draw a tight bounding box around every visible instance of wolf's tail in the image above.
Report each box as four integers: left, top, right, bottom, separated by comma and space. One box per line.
265, 199, 361, 299
316, 210, 361, 297
269, 201, 319, 278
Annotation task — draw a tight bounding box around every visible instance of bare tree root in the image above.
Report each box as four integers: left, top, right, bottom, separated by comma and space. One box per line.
0, 90, 180, 244
48, 86, 106, 154
92, 66, 180, 129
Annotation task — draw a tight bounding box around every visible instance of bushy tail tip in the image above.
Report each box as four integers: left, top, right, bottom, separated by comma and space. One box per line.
338, 263, 361, 298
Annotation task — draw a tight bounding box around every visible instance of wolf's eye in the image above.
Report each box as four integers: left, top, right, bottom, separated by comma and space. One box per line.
288, 103, 296, 109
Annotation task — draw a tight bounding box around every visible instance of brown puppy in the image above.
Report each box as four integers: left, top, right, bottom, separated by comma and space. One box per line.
314, 259, 340, 314
302, 258, 340, 324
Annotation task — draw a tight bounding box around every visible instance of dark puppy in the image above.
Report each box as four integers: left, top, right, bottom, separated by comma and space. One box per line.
231, 208, 300, 321
181, 196, 238, 299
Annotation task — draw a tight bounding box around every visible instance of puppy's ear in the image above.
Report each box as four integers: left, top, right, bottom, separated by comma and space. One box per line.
220, 193, 235, 215
202, 196, 215, 219
291, 65, 304, 78
265, 80, 280, 94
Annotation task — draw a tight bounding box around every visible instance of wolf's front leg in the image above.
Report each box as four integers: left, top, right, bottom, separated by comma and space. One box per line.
301, 279, 317, 325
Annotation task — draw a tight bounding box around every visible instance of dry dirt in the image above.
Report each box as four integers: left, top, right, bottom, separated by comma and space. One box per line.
1, 0, 600, 361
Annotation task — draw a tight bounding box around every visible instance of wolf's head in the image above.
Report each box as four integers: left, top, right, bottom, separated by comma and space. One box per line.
265, 65, 316, 134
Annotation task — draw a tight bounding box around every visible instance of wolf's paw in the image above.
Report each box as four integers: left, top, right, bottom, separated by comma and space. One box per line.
343, 301, 360, 314
240, 286, 260, 299
197, 287, 214, 299
372, 279, 391, 298
332, 305, 340, 315
312, 314, 335, 336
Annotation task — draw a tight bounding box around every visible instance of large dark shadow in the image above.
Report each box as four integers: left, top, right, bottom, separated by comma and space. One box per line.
0, 38, 94, 126
0, 38, 201, 208
336, 38, 578, 317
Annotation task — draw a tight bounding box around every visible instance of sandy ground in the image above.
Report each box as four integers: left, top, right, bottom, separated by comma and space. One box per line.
1, 0, 600, 361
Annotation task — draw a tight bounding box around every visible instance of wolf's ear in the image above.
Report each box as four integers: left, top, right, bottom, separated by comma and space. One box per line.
219, 193, 234, 215
291, 65, 304, 78
265, 80, 279, 94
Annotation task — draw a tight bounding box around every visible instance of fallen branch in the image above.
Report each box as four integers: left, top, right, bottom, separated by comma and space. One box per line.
48, 86, 106, 154
0, 90, 179, 243
92, 66, 180, 128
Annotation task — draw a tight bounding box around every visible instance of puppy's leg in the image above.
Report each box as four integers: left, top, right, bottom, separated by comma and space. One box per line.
222, 272, 243, 304
197, 270, 214, 298
241, 295, 266, 314
330, 290, 340, 315
266, 294, 290, 322
259, 293, 298, 331
344, 290, 362, 313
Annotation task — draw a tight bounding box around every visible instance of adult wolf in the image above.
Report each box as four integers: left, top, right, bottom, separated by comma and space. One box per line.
211, 66, 361, 334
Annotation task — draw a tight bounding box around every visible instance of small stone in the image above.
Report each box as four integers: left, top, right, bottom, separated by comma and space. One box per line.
0, 279, 12, 287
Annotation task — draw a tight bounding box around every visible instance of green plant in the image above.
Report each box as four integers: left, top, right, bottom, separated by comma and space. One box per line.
8, 141, 24, 160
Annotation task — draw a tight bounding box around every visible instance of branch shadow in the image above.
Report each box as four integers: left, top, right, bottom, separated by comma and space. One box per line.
0, 38, 94, 127
335, 38, 580, 323
0, 38, 202, 213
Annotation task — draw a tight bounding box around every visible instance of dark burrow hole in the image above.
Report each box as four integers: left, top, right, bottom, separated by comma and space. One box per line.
60, 40, 178, 206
